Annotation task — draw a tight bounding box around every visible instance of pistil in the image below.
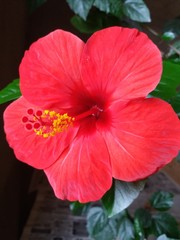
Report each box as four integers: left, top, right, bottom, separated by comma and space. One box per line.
21, 105, 103, 138
75, 105, 103, 121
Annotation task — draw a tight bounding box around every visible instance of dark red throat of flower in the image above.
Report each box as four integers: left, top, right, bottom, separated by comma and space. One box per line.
22, 106, 103, 138
75, 105, 103, 121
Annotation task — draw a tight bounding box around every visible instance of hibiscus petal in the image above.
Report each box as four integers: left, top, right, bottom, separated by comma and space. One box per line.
4, 97, 78, 169
20, 30, 85, 108
103, 98, 180, 181
80, 26, 162, 100
44, 132, 112, 203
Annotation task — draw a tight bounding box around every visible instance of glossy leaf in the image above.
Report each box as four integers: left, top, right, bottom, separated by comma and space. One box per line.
151, 58, 180, 114
134, 208, 152, 228
150, 191, 174, 211
86, 206, 117, 240
0, 79, 21, 104
151, 60, 180, 100
123, 0, 151, 23
102, 179, 145, 217
69, 201, 90, 215
134, 208, 152, 240
93, 0, 123, 18
162, 32, 176, 41
117, 214, 135, 240
169, 93, 180, 114
151, 212, 180, 238
134, 217, 145, 240
66, 0, 94, 20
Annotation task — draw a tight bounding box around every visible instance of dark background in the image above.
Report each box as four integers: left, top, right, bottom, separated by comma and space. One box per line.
0, 1, 180, 239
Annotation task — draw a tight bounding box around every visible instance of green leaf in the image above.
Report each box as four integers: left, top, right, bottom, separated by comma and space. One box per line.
151, 58, 180, 114
93, 0, 123, 18
134, 208, 152, 228
162, 32, 176, 41
169, 93, 180, 114
123, 0, 151, 23
27, 0, 47, 13
66, 0, 94, 20
117, 214, 135, 240
134, 208, 152, 240
164, 19, 180, 37
157, 234, 180, 240
151, 60, 180, 100
102, 179, 145, 217
151, 212, 180, 238
69, 201, 90, 215
134, 217, 145, 240
150, 191, 174, 211
71, 10, 121, 34
0, 79, 21, 104
86, 206, 117, 240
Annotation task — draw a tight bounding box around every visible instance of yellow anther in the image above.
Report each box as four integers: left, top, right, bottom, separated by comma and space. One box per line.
44, 110, 49, 115
34, 110, 74, 138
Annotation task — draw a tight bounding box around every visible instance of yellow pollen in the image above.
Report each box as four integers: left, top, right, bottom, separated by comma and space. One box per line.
34, 110, 74, 138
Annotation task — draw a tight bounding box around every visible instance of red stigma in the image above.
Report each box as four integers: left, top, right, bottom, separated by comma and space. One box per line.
27, 108, 34, 115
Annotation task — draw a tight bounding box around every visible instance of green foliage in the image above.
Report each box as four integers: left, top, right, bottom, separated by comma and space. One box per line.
0, 79, 21, 104
151, 59, 180, 114
87, 208, 135, 240
27, 0, 47, 13
116, 214, 135, 240
69, 201, 90, 215
161, 32, 176, 41
134, 208, 152, 228
151, 212, 179, 238
147, 192, 179, 238
93, 0, 123, 18
169, 93, 180, 115
66, 0, 94, 20
151, 60, 180, 100
150, 191, 174, 211
102, 179, 145, 217
134, 217, 145, 240
67, 0, 151, 33
67, 0, 123, 21
134, 208, 152, 239
86, 206, 117, 240
83, 190, 179, 239
123, 0, 151, 22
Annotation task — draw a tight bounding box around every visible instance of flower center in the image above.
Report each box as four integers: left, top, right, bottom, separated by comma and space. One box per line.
22, 106, 102, 138
75, 105, 103, 121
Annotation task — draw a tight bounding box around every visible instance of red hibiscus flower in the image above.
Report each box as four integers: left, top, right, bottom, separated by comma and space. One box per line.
4, 27, 180, 203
